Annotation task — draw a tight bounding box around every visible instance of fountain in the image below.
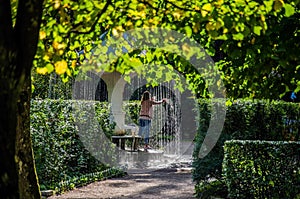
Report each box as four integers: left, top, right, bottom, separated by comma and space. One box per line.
73, 70, 197, 170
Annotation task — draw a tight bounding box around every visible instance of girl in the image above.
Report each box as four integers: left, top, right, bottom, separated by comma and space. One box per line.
138, 91, 166, 151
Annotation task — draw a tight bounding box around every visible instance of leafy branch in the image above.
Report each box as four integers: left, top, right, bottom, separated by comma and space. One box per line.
70, 0, 112, 34
165, 0, 200, 13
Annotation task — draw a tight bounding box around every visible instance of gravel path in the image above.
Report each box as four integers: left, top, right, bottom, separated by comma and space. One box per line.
48, 165, 195, 199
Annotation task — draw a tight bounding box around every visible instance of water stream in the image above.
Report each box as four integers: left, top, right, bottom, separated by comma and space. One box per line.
72, 71, 198, 171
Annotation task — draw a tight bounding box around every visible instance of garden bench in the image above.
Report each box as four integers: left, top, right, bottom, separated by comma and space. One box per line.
112, 135, 142, 151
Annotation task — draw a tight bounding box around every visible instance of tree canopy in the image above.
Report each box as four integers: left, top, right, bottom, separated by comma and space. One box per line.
34, 0, 299, 99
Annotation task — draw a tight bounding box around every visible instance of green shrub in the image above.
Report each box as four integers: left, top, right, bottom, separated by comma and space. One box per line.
31, 99, 116, 190
195, 179, 228, 199
223, 140, 300, 199
193, 99, 300, 196
56, 167, 125, 193
123, 100, 140, 125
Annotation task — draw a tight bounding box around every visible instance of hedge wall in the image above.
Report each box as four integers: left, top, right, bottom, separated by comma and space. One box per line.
193, 99, 300, 184
31, 99, 300, 195
31, 100, 117, 191
223, 140, 300, 199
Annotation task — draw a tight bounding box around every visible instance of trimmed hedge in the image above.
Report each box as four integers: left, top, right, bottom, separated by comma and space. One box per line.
223, 140, 300, 199
31, 99, 117, 191
193, 99, 300, 197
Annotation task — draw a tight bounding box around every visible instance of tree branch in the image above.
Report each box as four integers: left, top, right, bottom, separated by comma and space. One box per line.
0, 0, 14, 64
71, 0, 112, 34
0, 0, 13, 38
14, 0, 44, 79
139, 0, 159, 11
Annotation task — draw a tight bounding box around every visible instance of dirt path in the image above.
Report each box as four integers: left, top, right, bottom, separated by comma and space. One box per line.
49, 167, 195, 199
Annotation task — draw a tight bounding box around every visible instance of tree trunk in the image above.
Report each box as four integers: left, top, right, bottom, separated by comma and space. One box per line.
0, 0, 44, 198
0, 72, 41, 199
16, 74, 41, 198
0, 1, 20, 197
0, 70, 41, 199
0, 80, 20, 198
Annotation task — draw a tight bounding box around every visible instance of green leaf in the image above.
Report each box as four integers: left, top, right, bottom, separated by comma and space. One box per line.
93, 1, 105, 9
216, 34, 228, 40
253, 26, 262, 36
263, 0, 274, 12
135, 20, 143, 26
284, 4, 295, 17
248, 1, 259, 8
184, 26, 193, 37
165, 71, 173, 82
232, 33, 244, 40
124, 75, 131, 82
235, 0, 246, 7
73, 41, 81, 49
156, 68, 163, 79
295, 81, 300, 93
58, 24, 66, 33
46, 63, 54, 73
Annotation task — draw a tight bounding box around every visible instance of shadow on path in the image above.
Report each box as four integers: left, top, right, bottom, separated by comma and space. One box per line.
48, 167, 195, 199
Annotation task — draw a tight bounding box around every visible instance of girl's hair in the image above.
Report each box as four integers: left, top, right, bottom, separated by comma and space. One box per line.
141, 91, 151, 101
